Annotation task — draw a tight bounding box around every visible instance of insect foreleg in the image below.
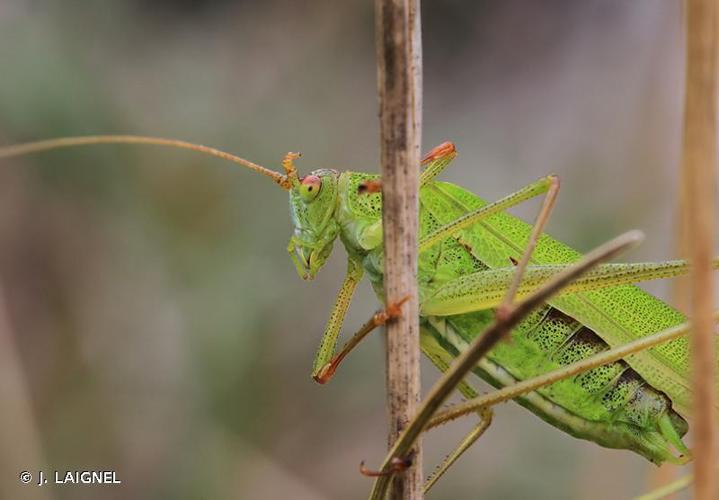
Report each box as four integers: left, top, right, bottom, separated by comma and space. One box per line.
313, 294, 410, 384
311, 258, 364, 381
419, 175, 558, 251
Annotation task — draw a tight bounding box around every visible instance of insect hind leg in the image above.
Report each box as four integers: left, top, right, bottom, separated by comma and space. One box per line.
419, 326, 494, 492
423, 409, 492, 493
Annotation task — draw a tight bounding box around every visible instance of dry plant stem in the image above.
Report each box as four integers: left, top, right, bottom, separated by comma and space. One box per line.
368, 230, 643, 500
645, 466, 678, 500
635, 465, 719, 500
428, 314, 718, 428
682, 0, 718, 498
0, 287, 50, 500
634, 473, 694, 500
375, 0, 423, 498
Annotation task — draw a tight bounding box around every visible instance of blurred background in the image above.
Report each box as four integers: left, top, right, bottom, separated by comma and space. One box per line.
0, 1, 706, 499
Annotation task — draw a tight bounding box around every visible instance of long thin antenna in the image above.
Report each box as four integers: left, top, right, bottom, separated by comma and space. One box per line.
0, 135, 290, 189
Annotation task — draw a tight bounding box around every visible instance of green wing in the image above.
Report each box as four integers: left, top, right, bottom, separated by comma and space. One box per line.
420, 181, 716, 418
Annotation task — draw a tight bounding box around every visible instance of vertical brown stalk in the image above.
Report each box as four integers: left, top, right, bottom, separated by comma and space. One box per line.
0, 287, 49, 500
681, 1, 717, 499
375, 0, 423, 498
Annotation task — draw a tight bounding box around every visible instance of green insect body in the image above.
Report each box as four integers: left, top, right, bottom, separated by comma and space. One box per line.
2, 136, 712, 467
416, 181, 692, 463
289, 166, 695, 465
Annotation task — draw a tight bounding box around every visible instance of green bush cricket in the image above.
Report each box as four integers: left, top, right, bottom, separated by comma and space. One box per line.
1, 136, 717, 475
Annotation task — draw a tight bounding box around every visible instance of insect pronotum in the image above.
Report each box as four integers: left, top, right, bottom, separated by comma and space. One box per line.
1, 135, 717, 482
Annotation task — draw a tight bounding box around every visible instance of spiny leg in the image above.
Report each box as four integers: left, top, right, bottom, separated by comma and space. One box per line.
360, 411, 492, 484
419, 175, 559, 251
311, 258, 364, 381
420, 329, 493, 493
422, 258, 719, 316
314, 295, 410, 384
423, 413, 492, 493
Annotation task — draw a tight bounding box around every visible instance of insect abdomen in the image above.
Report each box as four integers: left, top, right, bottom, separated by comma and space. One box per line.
528, 308, 688, 442
412, 180, 691, 462
419, 181, 703, 417
426, 305, 689, 463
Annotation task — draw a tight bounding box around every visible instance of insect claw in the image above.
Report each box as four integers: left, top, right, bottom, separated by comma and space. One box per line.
313, 362, 336, 384
548, 174, 560, 189
359, 456, 412, 477
374, 295, 411, 325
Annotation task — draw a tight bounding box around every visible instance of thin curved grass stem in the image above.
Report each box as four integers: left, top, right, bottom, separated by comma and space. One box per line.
633, 473, 694, 500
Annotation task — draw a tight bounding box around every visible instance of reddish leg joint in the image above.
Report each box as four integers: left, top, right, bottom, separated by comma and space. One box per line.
494, 304, 514, 323
373, 295, 411, 326
359, 456, 412, 477
421, 141, 456, 164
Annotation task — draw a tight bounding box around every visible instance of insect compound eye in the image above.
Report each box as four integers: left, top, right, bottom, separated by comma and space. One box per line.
299, 175, 322, 202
